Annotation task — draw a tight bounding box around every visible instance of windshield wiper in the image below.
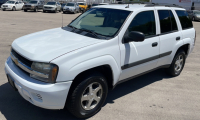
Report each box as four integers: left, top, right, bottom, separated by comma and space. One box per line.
79, 28, 101, 39
68, 25, 77, 31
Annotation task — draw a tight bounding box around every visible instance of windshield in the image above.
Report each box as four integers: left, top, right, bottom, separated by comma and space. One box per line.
66, 3, 74, 6
6, 1, 15, 4
78, 3, 84, 5
46, 2, 56, 5
69, 8, 131, 37
29, 1, 37, 4
194, 11, 200, 14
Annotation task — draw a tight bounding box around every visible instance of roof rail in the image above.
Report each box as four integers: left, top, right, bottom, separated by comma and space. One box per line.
145, 3, 183, 8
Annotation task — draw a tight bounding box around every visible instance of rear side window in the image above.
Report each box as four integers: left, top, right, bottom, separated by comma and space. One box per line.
175, 10, 193, 30
158, 10, 178, 34
127, 11, 156, 37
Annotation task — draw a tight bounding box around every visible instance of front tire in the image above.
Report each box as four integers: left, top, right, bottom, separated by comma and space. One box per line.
166, 50, 186, 77
34, 7, 38, 12
66, 72, 108, 118
12, 7, 16, 11
54, 8, 57, 13
193, 17, 195, 21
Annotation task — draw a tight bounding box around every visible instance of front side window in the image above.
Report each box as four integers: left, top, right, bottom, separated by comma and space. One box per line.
127, 11, 156, 37
69, 8, 131, 37
176, 10, 193, 30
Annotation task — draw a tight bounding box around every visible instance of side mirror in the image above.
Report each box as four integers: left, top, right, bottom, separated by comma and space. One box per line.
123, 31, 145, 43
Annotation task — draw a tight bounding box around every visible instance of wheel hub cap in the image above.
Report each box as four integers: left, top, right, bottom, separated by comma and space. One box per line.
81, 82, 103, 110
174, 55, 183, 72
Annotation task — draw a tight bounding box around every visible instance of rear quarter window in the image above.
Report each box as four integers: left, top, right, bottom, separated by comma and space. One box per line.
175, 10, 193, 30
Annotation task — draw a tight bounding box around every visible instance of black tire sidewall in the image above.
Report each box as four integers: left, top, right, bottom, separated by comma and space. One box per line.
170, 50, 186, 76
68, 74, 108, 118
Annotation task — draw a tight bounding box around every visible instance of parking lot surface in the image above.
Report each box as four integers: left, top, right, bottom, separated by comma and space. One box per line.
0, 10, 200, 120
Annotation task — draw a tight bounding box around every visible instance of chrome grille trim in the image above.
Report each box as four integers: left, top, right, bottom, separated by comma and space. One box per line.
10, 52, 49, 78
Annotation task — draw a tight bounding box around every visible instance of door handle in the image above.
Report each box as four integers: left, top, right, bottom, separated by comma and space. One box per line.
152, 42, 158, 47
176, 37, 181, 41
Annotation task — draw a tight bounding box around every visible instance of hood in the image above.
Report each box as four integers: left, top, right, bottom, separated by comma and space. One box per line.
12, 28, 104, 62
44, 5, 56, 7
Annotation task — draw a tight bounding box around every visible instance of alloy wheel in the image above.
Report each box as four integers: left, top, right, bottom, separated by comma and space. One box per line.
81, 82, 103, 111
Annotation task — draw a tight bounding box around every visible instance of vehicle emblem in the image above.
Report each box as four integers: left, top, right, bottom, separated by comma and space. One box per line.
13, 58, 19, 65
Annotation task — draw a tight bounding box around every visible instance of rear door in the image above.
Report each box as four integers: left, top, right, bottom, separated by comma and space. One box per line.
119, 9, 160, 81
155, 8, 183, 67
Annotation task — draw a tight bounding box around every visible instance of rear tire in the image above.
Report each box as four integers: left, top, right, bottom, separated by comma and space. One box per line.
24, 9, 27, 12
166, 50, 186, 77
66, 72, 108, 118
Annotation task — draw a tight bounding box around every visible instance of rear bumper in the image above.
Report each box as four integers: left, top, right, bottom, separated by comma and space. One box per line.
5, 57, 72, 109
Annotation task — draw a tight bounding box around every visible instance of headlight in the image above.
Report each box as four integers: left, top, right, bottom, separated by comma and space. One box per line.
30, 62, 58, 83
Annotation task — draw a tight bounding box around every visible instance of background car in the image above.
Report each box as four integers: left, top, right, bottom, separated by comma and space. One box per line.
61, 3, 65, 11
23, 0, 44, 12
0, 0, 8, 8
63, 2, 80, 14
187, 10, 200, 21
77, 2, 87, 13
1, 0, 24, 11
43, 1, 61, 13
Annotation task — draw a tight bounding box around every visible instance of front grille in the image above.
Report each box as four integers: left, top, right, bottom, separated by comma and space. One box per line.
11, 49, 33, 68
25, 5, 31, 7
3, 5, 8, 7
44, 7, 52, 9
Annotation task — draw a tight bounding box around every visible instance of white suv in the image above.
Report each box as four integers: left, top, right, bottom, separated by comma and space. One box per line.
5, 3, 196, 118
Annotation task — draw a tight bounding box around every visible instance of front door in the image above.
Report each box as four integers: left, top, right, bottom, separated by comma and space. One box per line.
119, 10, 160, 81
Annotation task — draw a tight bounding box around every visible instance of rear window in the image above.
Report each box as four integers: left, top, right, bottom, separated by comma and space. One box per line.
175, 10, 193, 30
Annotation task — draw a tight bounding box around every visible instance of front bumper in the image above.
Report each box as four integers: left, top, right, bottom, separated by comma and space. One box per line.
5, 57, 72, 109
23, 6, 35, 10
43, 8, 56, 11
1, 6, 12, 10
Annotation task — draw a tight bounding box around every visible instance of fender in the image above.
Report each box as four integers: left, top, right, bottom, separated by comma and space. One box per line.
66, 55, 121, 86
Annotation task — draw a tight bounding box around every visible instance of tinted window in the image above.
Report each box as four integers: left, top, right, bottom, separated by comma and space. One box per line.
158, 10, 171, 33
176, 10, 193, 29
127, 11, 156, 37
169, 11, 178, 31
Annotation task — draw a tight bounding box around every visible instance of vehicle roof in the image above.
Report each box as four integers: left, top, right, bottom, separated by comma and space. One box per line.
94, 4, 185, 11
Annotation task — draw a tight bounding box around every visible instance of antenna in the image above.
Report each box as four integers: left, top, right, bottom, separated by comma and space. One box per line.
62, 12, 63, 28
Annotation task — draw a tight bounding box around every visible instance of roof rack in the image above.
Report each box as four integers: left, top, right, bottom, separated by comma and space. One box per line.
111, 2, 183, 8
145, 3, 183, 8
